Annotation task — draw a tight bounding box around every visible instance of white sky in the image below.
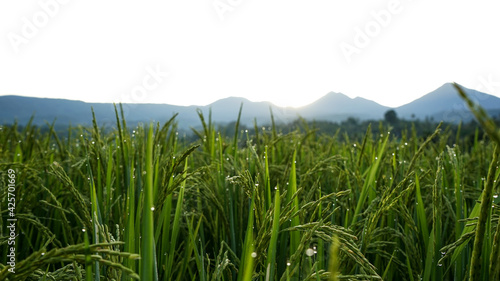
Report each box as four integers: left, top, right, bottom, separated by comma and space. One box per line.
1, 0, 500, 108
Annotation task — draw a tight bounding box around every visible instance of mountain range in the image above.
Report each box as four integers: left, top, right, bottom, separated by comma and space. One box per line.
1, 83, 499, 129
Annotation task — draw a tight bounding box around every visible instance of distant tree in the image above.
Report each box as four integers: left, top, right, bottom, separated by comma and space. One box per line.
344, 117, 359, 126
384, 110, 398, 124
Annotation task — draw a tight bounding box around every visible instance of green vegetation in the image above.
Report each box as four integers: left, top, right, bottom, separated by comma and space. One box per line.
0, 85, 499, 280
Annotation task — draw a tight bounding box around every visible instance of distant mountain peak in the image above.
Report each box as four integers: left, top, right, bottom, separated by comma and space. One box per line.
395, 82, 500, 122
322, 91, 350, 99
298, 91, 389, 120
208, 96, 269, 108
211, 96, 251, 103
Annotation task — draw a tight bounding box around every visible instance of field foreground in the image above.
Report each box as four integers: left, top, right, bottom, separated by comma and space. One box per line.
1, 90, 500, 280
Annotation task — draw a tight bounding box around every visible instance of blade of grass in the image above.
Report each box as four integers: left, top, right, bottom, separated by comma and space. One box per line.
237, 189, 256, 281
415, 173, 429, 252
351, 132, 389, 226
165, 159, 188, 277
469, 145, 498, 281
266, 185, 281, 281
287, 150, 301, 267
141, 123, 156, 281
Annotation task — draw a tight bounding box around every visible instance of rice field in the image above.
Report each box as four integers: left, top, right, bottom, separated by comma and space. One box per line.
0, 85, 499, 280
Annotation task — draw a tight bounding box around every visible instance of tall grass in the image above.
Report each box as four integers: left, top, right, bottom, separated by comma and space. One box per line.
0, 87, 499, 280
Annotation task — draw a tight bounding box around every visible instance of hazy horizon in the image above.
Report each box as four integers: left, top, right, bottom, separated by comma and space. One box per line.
0, 81, 481, 110
1, 1, 500, 108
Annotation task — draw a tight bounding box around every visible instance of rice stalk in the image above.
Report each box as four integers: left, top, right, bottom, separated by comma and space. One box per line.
140, 123, 156, 281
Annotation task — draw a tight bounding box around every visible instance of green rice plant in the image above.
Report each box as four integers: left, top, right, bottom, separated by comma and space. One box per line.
266, 185, 281, 280
140, 123, 156, 281
83, 228, 92, 281
287, 150, 301, 264
454, 83, 500, 280
237, 189, 256, 281
328, 235, 340, 281
468, 145, 498, 281
422, 154, 444, 281
123, 150, 137, 278
0, 239, 139, 281
351, 131, 389, 226
443, 145, 465, 280
265, 145, 272, 211
83, 137, 102, 281
414, 173, 429, 253
490, 205, 500, 279
164, 159, 188, 278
